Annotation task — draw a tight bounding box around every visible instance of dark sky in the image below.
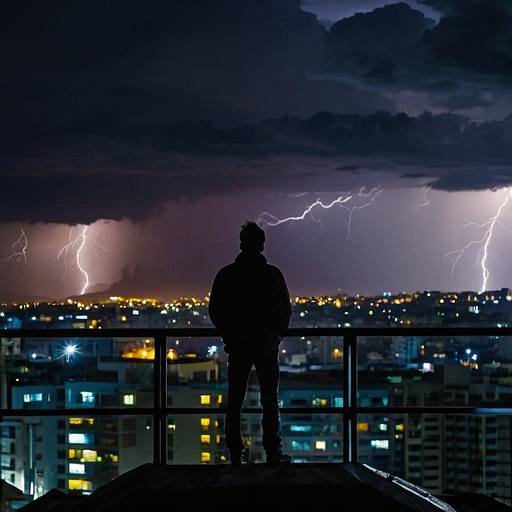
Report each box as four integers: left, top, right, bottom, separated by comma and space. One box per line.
2, 0, 512, 301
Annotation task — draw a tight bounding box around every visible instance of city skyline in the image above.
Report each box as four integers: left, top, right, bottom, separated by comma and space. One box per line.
3, 1, 512, 302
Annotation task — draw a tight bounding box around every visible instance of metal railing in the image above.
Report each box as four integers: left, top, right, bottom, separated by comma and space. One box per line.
2, 325, 512, 465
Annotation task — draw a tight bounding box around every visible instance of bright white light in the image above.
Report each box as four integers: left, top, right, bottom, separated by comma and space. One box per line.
58, 341, 81, 363
422, 362, 434, 373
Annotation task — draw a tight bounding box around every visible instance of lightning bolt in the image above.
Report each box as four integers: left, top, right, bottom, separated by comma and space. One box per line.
258, 187, 383, 241
2, 228, 28, 276
417, 187, 431, 210
56, 225, 110, 295
445, 189, 512, 294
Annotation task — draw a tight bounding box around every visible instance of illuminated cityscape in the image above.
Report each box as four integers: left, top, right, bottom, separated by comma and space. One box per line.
0, 289, 511, 506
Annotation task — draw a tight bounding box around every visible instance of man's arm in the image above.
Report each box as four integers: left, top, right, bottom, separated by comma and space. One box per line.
208, 267, 234, 337
275, 270, 292, 337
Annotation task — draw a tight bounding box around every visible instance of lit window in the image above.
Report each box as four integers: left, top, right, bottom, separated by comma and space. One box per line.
290, 425, 311, 432
201, 452, 211, 464
200, 418, 210, 430
82, 450, 98, 462
123, 394, 134, 406
69, 433, 91, 445
68, 479, 93, 491
312, 398, 328, 407
200, 395, 211, 406
23, 393, 43, 403
80, 392, 95, 404
357, 423, 369, 432
291, 440, 311, 451
69, 418, 83, 425
315, 441, 326, 451
378, 423, 388, 431
201, 435, 210, 447
370, 440, 389, 450
69, 463, 85, 474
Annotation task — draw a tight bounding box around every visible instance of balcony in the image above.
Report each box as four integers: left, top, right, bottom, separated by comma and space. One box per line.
1, 325, 512, 511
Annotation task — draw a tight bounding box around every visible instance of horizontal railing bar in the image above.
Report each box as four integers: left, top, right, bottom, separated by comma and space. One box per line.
2, 326, 512, 338
354, 406, 512, 414
0, 328, 220, 338
0, 407, 168, 417
2, 406, 511, 417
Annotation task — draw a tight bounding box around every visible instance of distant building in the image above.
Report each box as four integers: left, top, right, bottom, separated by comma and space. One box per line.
1, 292, 512, 504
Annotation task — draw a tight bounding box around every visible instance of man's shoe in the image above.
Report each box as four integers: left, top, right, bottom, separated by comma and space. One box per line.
266, 449, 293, 466
229, 450, 245, 467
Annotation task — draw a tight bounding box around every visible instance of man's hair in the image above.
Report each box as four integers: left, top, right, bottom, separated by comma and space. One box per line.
240, 221, 265, 252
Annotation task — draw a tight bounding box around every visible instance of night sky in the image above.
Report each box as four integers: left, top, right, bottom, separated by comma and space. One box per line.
3, 0, 512, 302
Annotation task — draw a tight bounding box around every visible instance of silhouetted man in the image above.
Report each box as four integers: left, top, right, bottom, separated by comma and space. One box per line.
209, 221, 292, 466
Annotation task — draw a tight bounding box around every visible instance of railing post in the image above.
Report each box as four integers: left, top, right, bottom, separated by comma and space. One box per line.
153, 333, 167, 465
343, 332, 358, 462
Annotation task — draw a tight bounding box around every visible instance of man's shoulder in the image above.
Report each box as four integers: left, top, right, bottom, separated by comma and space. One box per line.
214, 262, 237, 279
265, 262, 285, 276
217, 262, 236, 271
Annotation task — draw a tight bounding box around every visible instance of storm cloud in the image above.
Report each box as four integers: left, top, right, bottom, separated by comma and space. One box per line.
3, 0, 512, 299
3, 109, 512, 223
3, 1, 512, 225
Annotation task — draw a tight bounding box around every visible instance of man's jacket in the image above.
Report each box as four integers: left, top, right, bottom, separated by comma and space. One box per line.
209, 251, 292, 346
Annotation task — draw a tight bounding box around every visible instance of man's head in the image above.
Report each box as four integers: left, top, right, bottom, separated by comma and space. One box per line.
239, 221, 265, 253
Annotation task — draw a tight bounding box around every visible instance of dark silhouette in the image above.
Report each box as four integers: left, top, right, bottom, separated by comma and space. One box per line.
209, 221, 292, 466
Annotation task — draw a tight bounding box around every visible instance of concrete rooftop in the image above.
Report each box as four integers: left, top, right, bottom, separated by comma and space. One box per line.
18, 462, 512, 512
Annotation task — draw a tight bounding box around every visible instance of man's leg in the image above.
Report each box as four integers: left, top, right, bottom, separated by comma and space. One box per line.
225, 352, 252, 463
255, 347, 282, 455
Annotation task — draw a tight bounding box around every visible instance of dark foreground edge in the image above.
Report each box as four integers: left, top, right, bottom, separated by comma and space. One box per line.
18, 462, 512, 512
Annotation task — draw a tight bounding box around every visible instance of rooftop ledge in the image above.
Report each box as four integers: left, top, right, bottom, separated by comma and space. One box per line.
20, 462, 511, 512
